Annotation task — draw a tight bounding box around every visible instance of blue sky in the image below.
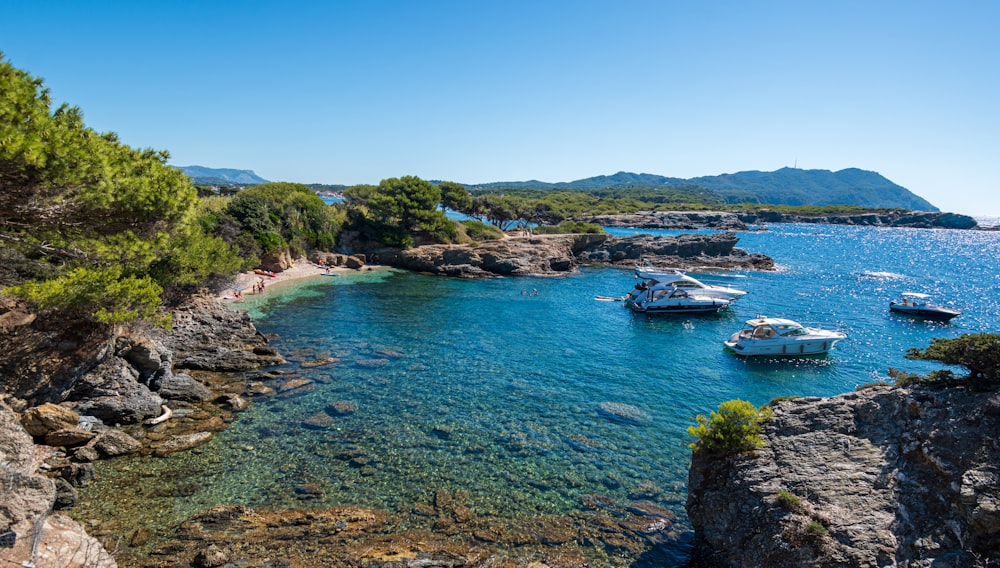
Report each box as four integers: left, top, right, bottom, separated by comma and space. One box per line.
2, 1, 998, 216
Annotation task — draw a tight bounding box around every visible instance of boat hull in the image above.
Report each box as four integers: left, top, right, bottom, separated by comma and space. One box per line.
889, 304, 960, 322
631, 303, 729, 314
724, 335, 843, 356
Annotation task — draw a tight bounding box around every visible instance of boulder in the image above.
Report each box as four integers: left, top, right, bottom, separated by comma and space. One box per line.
42, 427, 97, 447
0, 402, 114, 568
154, 296, 285, 372
20, 402, 79, 437
158, 373, 212, 402
93, 428, 142, 457
70, 355, 164, 424
153, 432, 213, 456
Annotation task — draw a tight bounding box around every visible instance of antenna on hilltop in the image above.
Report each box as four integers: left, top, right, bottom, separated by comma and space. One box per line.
794, 158, 797, 169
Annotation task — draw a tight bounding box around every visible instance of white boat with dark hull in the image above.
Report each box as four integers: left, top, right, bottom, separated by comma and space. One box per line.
625, 287, 733, 314
629, 266, 748, 301
889, 292, 961, 322
724, 317, 846, 356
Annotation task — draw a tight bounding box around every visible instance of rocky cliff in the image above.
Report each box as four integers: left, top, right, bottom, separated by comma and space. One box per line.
687, 384, 1000, 567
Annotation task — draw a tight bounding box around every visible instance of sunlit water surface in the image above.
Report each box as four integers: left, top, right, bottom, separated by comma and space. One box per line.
83, 224, 1000, 565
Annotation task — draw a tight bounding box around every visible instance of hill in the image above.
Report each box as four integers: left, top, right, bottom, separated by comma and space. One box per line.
176, 165, 269, 186
467, 168, 938, 211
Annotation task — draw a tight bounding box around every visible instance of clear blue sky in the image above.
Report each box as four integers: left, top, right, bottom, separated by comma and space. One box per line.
2, 1, 998, 216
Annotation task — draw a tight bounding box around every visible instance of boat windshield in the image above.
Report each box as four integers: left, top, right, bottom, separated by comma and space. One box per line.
773, 324, 806, 336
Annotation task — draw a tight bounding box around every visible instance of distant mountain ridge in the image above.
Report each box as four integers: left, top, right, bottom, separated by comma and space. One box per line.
177, 165, 937, 211
176, 166, 269, 185
467, 168, 938, 211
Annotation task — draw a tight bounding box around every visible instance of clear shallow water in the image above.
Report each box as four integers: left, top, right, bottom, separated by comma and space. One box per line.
86, 224, 1000, 564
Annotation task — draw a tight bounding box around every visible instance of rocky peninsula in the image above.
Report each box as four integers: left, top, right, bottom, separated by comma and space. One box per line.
384, 231, 773, 277
579, 210, 980, 231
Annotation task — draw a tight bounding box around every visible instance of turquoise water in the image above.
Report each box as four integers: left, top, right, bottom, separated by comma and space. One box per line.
112, 224, 1000, 564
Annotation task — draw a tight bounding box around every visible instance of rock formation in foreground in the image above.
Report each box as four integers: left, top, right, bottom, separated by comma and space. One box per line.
687, 384, 1000, 566
0, 294, 285, 567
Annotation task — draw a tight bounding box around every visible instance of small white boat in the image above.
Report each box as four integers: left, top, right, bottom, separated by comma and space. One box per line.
724, 317, 846, 356
889, 292, 961, 322
626, 287, 733, 314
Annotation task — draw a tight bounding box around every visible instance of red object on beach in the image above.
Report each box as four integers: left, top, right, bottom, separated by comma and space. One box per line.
254, 269, 276, 277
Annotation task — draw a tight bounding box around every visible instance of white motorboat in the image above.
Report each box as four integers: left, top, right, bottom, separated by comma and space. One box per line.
889, 292, 961, 322
629, 266, 747, 302
724, 317, 846, 356
625, 286, 733, 314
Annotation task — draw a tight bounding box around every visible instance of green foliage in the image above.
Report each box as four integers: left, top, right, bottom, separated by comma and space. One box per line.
378, 227, 414, 249
460, 220, 504, 241
776, 489, 802, 511
341, 183, 378, 205
218, 182, 339, 260
7, 267, 166, 325
368, 176, 448, 233
439, 181, 472, 212
904, 334, 1000, 385
804, 520, 828, 537
532, 221, 605, 234
0, 53, 239, 324
687, 399, 772, 453
150, 226, 245, 288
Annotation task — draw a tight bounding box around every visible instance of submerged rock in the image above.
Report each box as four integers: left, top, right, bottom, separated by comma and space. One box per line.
597, 401, 652, 425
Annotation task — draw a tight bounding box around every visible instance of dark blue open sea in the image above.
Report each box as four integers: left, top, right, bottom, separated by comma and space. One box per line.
86, 224, 1000, 565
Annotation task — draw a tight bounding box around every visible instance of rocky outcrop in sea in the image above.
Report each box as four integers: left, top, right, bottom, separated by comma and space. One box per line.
737, 210, 979, 229
576, 209, 980, 230
686, 384, 1000, 566
383, 232, 773, 277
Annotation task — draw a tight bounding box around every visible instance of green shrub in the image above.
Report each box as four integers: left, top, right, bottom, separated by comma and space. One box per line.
532, 221, 605, 234
8, 267, 167, 326
687, 399, 772, 453
460, 220, 504, 241
804, 520, 828, 537
776, 489, 801, 511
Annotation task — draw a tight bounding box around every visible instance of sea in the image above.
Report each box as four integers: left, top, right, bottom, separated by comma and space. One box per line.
81, 223, 1000, 565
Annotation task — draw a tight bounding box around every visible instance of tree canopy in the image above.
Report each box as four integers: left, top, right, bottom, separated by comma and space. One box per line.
904, 333, 1000, 385
1, 53, 240, 324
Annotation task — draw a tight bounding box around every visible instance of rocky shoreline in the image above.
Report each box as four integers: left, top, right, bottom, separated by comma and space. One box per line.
384, 231, 773, 277
7, 228, 994, 566
579, 209, 980, 231
0, 231, 768, 567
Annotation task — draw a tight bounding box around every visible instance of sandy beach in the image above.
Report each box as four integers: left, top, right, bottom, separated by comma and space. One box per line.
220, 260, 352, 300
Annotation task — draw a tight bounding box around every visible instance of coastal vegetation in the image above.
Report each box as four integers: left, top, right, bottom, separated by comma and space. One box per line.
687, 399, 773, 454
0, 53, 240, 324
890, 333, 1000, 387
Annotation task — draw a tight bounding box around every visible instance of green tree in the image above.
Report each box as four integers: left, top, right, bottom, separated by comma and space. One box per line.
0, 53, 240, 323
687, 399, 772, 454
905, 333, 1000, 384
342, 183, 378, 206
368, 176, 448, 233
439, 181, 471, 213
471, 194, 520, 230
